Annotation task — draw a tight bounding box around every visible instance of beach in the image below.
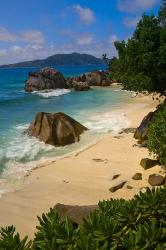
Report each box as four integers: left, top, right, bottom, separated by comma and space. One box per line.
0, 93, 163, 239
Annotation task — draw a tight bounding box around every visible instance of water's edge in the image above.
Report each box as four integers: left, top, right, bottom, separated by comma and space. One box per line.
0, 89, 138, 197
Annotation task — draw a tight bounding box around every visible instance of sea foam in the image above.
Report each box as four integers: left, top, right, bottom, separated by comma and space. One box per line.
85, 110, 130, 133
33, 89, 71, 98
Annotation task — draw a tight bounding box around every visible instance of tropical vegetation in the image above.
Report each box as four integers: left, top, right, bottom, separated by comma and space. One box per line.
109, 0, 166, 93
0, 186, 166, 249
147, 101, 166, 165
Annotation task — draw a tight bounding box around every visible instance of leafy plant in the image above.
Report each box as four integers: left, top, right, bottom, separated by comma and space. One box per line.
0, 226, 32, 250
109, 0, 166, 93
147, 102, 166, 165
1, 187, 166, 249
33, 186, 166, 249
33, 209, 78, 249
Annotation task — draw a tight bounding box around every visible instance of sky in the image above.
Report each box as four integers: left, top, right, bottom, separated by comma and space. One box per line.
0, 0, 162, 65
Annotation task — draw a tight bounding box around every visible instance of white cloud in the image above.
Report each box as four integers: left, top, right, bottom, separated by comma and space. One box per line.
108, 35, 118, 45
0, 49, 7, 56
76, 33, 94, 45
21, 30, 45, 44
73, 5, 95, 25
0, 44, 51, 64
0, 33, 118, 65
0, 27, 17, 42
0, 27, 45, 45
60, 29, 94, 45
117, 0, 159, 13
10, 45, 24, 52
124, 16, 140, 28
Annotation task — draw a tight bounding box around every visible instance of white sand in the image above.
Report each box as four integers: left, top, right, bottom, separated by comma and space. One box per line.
0, 94, 163, 238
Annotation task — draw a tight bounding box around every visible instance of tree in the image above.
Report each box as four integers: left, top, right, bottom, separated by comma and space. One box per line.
109, 1, 166, 93
159, 0, 166, 26
102, 53, 110, 68
147, 101, 166, 165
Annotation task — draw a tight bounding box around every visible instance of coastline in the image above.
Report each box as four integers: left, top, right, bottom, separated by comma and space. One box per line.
0, 93, 163, 238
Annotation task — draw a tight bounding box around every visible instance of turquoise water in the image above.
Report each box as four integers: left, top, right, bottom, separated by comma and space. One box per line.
0, 65, 131, 182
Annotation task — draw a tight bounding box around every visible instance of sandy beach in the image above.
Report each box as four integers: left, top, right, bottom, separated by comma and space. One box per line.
0, 93, 163, 239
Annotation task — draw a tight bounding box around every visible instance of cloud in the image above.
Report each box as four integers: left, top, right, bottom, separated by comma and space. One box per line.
117, 0, 159, 13
0, 49, 7, 56
76, 33, 94, 45
124, 16, 140, 28
73, 5, 95, 25
0, 29, 118, 65
0, 44, 51, 64
10, 45, 24, 53
0, 27, 45, 45
60, 29, 94, 45
0, 27, 17, 42
21, 30, 45, 44
108, 35, 118, 45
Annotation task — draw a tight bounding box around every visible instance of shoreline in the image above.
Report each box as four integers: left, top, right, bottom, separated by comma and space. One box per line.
0, 86, 130, 196
0, 93, 163, 238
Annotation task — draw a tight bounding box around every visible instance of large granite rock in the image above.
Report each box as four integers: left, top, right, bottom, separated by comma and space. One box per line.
54, 203, 98, 225
25, 68, 67, 92
72, 82, 90, 91
66, 74, 87, 87
26, 112, 88, 146
134, 112, 155, 143
66, 71, 112, 89
86, 71, 112, 86
140, 158, 158, 170
148, 174, 165, 186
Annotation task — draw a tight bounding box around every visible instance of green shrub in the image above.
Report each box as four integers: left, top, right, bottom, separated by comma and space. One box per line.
109, 0, 166, 93
33, 210, 78, 249
33, 186, 166, 249
147, 102, 166, 165
1, 187, 166, 249
122, 73, 153, 92
0, 226, 32, 250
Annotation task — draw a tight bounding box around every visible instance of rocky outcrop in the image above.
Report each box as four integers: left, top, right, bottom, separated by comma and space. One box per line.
66, 74, 87, 88
25, 68, 67, 92
109, 181, 127, 193
54, 203, 98, 225
140, 158, 158, 170
86, 71, 112, 86
66, 75, 90, 91
26, 112, 88, 146
148, 174, 165, 186
66, 71, 112, 89
132, 173, 142, 180
134, 112, 155, 143
72, 82, 90, 91
25, 68, 112, 93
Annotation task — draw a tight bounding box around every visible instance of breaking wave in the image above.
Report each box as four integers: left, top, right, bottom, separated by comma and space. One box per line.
33, 89, 71, 98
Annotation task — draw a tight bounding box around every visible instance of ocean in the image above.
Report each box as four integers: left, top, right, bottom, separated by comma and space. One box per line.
0, 64, 131, 194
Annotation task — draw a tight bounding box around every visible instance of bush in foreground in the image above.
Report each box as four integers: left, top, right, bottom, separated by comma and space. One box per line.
147, 101, 166, 165
0, 186, 166, 249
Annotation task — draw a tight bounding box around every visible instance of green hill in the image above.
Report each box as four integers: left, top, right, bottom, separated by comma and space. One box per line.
0, 53, 103, 68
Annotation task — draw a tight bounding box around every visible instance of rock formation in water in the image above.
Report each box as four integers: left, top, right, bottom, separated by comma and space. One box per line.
66, 71, 112, 88
25, 67, 112, 93
86, 71, 112, 86
25, 68, 67, 92
26, 112, 88, 146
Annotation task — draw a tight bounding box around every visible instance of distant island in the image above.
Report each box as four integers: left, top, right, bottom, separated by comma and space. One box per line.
0, 53, 104, 68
